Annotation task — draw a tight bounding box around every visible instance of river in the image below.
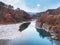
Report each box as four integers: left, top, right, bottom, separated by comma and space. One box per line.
0, 21, 60, 45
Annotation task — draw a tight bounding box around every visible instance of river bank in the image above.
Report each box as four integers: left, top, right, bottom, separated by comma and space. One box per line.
0, 20, 32, 25
36, 21, 60, 40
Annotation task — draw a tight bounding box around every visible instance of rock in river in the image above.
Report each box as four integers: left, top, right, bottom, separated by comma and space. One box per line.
19, 22, 30, 32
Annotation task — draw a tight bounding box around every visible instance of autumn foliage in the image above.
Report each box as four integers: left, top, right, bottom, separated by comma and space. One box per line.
37, 14, 60, 31
37, 14, 60, 25
0, 2, 32, 24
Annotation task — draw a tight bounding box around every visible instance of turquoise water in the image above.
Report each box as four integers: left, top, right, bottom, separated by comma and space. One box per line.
9, 21, 60, 45
0, 21, 60, 45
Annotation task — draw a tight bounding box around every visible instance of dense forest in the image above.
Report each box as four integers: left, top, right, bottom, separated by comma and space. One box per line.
0, 2, 32, 24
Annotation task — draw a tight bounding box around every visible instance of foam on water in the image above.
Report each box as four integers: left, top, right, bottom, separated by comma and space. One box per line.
0, 23, 21, 39
0, 21, 36, 40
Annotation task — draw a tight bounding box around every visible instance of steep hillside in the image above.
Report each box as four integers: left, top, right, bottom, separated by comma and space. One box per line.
36, 9, 60, 40
0, 2, 32, 24
35, 7, 60, 18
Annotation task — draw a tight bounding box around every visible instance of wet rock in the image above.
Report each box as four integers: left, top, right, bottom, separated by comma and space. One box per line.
19, 22, 30, 32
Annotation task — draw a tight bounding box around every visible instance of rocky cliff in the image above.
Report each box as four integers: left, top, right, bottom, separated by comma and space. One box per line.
36, 10, 60, 40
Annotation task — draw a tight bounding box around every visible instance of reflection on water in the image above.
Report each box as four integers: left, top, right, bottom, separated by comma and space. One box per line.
36, 28, 50, 38
0, 21, 60, 45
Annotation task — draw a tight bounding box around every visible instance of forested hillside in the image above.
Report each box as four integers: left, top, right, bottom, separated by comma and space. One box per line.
0, 2, 32, 24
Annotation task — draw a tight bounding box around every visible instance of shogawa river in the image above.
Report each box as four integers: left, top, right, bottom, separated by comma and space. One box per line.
0, 21, 60, 45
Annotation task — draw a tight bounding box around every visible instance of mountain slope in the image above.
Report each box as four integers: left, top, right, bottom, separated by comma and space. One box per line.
0, 2, 32, 24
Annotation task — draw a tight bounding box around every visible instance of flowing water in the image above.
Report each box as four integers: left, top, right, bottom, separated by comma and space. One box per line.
0, 21, 60, 45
